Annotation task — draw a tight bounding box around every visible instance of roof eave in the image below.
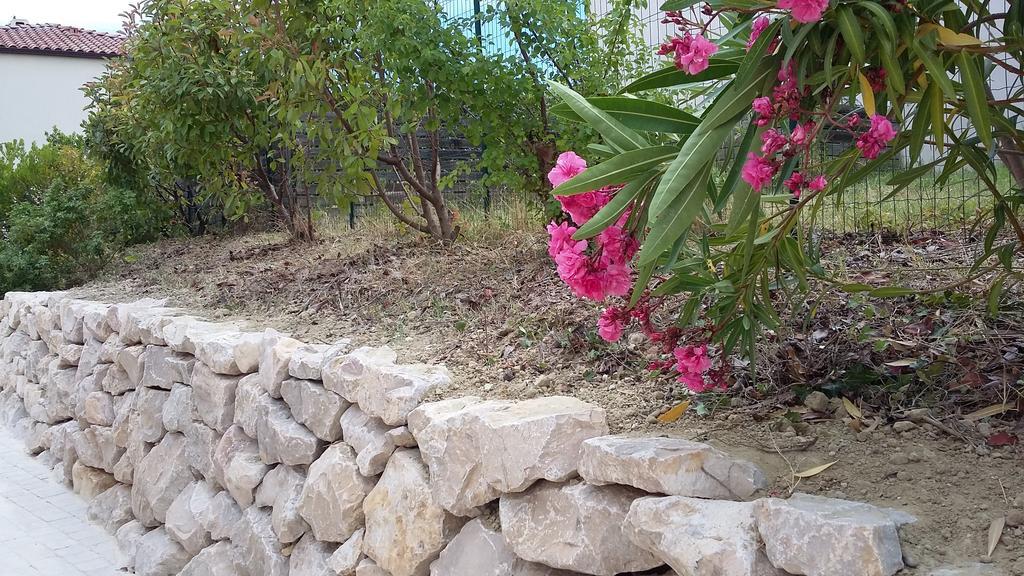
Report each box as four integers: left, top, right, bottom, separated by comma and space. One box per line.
0, 46, 117, 59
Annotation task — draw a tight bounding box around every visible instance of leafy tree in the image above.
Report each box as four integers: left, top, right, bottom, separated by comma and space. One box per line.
545, 0, 1024, 389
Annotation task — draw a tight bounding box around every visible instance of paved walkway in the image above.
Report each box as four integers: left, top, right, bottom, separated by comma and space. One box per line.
0, 429, 124, 576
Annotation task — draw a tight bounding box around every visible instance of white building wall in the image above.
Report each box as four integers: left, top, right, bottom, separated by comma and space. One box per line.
0, 53, 108, 146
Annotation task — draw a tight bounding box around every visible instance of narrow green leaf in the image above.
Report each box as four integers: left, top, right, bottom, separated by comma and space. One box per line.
573, 171, 658, 239
858, 1, 898, 43
620, 59, 741, 93
637, 165, 711, 265
550, 97, 700, 134
836, 6, 865, 64
869, 286, 915, 297
547, 80, 648, 152
988, 276, 1005, 317
957, 52, 993, 150
630, 259, 658, 307
716, 118, 758, 214
552, 146, 679, 196
928, 80, 946, 153
909, 90, 932, 163
912, 42, 956, 98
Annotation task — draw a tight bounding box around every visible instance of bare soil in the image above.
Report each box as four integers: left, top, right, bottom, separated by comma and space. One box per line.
74, 226, 1024, 574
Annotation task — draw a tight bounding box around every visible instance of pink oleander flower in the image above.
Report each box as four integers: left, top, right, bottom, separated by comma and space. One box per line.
784, 171, 804, 193
752, 97, 774, 127
548, 151, 587, 188
790, 122, 814, 147
546, 221, 584, 259
741, 153, 777, 192
777, 0, 830, 23
761, 129, 788, 156
674, 344, 716, 392
856, 115, 897, 160
747, 16, 771, 50
808, 175, 827, 191
847, 113, 861, 128
557, 190, 611, 226
659, 34, 719, 75
597, 307, 627, 342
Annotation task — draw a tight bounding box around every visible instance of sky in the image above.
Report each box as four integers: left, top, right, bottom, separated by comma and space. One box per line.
3, 0, 132, 33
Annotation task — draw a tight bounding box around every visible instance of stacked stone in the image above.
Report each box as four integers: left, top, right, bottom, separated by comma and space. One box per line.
0, 292, 916, 576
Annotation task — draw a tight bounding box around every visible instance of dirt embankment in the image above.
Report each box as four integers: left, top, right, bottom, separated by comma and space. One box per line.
75, 228, 1024, 574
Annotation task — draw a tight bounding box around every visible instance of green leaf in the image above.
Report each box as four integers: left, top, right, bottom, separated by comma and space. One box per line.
909, 90, 932, 163
637, 165, 711, 265
547, 80, 648, 152
928, 80, 946, 153
552, 145, 679, 196
912, 42, 956, 99
630, 259, 657, 307
957, 52, 993, 150
573, 170, 658, 240
868, 286, 915, 297
620, 58, 741, 93
550, 97, 700, 134
717, 118, 758, 214
988, 276, 1005, 317
858, 1, 898, 43
836, 6, 865, 64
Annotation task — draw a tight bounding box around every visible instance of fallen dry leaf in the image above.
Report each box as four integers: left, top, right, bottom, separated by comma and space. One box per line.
965, 404, 1016, 421
657, 400, 691, 424
986, 432, 1019, 447
843, 397, 863, 420
794, 460, 838, 478
885, 358, 918, 367
988, 517, 1005, 557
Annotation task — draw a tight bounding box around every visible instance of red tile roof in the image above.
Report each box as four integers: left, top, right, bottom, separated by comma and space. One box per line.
0, 22, 123, 58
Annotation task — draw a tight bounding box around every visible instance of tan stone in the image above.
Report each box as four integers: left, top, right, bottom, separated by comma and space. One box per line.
83, 391, 115, 426
179, 541, 243, 576
298, 442, 373, 543
71, 461, 117, 500
282, 377, 348, 442
755, 493, 912, 576
578, 435, 767, 500
233, 506, 289, 576
132, 432, 195, 527
162, 383, 195, 434
340, 405, 396, 477
255, 464, 309, 544
625, 496, 783, 576
233, 372, 269, 438
115, 519, 147, 571
408, 396, 608, 515
328, 528, 365, 576
135, 386, 170, 443
499, 481, 661, 576
184, 420, 221, 483
73, 426, 124, 473
363, 449, 467, 576
430, 519, 580, 576
141, 345, 195, 390
257, 398, 323, 466
191, 362, 240, 433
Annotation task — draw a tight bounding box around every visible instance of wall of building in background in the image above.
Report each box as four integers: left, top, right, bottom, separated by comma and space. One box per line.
0, 53, 107, 146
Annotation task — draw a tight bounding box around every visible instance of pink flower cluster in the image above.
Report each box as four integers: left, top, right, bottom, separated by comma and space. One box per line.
783, 172, 827, 199
777, 0, 829, 23
674, 344, 716, 392
746, 16, 779, 52
855, 115, 897, 160
742, 123, 826, 193
658, 33, 718, 75
547, 152, 639, 303
753, 64, 804, 127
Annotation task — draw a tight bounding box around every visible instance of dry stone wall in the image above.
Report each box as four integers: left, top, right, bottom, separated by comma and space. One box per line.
0, 291, 919, 576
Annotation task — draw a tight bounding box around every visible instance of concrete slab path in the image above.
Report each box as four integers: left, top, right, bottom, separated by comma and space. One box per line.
0, 429, 124, 576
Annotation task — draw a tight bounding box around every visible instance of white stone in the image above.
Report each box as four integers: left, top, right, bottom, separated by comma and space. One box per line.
625, 496, 782, 576
257, 398, 323, 466
578, 435, 767, 500
115, 519, 148, 570
282, 377, 348, 442
100, 332, 127, 364
756, 493, 912, 576
356, 558, 392, 576
430, 519, 579, 576
232, 372, 268, 438
213, 425, 269, 508
135, 526, 192, 576
200, 490, 243, 542
165, 480, 216, 555
86, 483, 134, 534
141, 345, 195, 390
102, 362, 135, 395
116, 345, 147, 389
363, 449, 467, 576
298, 442, 373, 543
259, 329, 303, 398
184, 420, 221, 482
163, 383, 196, 434
255, 464, 309, 544
73, 426, 124, 473
408, 396, 608, 515
328, 529, 365, 576
75, 337, 103, 383
289, 341, 351, 381
132, 432, 195, 527
136, 386, 170, 443
83, 391, 116, 426
179, 541, 243, 576
499, 481, 661, 576
194, 325, 263, 376
233, 506, 289, 576
387, 426, 416, 448
191, 362, 240, 432
323, 346, 451, 425
341, 405, 396, 477
290, 532, 339, 576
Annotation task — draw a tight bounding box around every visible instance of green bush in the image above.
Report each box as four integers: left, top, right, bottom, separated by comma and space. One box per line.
0, 132, 170, 294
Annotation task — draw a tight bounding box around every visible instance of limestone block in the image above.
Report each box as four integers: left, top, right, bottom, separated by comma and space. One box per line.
73, 425, 124, 473
83, 391, 116, 426
165, 480, 216, 555
71, 461, 117, 500
755, 493, 913, 576
408, 396, 608, 515
578, 435, 767, 500
200, 490, 243, 542
132, 432, 195, 527
233, 373, 270, 438
430, 519, 580, 576
625, 496, 782, 576
232, 506, 289, 576
116, 345, 147, 389
340, 405, 396, 477
141, 345, 196, 390
115, 520, 148, 570
193, 325, 262, 375
179, 541, 243, 576
191, 362, 240, 433
212, 425, 269, 508
102, 362, 135, 395
184, 420, 221, 482
290, 532, 339, 576
163, 383, 196, 434
135, 527, 193, 576
87, 483, 135, 534
282, 377, 348, 442
100, 332, 127, 364
259, 329, 303, 398
328, 528, 365, 576
75, 337, 104, 384
254, 464, 309, 544
499, 481, 661, 576
363, 449, 467, 576
136, 386, 170, 443
257, 398, 323, 466
298, 442, 373, 543
288, 341, 351, 381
